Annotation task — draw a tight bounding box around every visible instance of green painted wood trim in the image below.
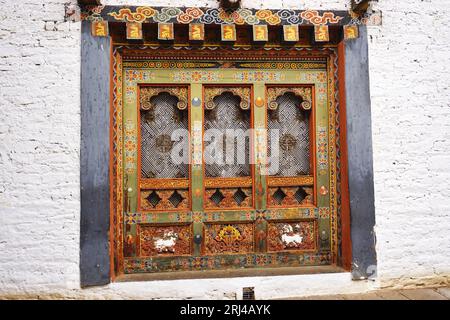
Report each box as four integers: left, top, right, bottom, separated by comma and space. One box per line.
253, 83, 267, 211
190, 83, 204, 255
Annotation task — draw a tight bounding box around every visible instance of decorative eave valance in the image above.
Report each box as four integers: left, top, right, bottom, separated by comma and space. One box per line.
80, 5, 381, 26
78, 5, 381, 42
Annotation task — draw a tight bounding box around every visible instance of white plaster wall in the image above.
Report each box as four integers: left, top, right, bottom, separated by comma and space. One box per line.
0, 0, 449, 299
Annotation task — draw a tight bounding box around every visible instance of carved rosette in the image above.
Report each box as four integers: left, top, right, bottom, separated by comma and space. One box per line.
267, 87, 312, 111
204, 87, 251, 110
140, 86, 189, 110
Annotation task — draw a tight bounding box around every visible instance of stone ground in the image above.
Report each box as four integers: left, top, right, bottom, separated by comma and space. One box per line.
285, 287, 450, 300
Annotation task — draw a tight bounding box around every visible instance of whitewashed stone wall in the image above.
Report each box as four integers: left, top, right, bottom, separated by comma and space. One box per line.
0, 0, 449, 299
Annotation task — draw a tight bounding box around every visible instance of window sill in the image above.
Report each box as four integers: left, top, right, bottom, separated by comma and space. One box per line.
114, 265, 348, 282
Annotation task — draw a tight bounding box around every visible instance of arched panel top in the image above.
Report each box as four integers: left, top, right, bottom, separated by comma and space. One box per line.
267, 87, 312, 111
140, 86, 188, 110
204, 86, 251, 110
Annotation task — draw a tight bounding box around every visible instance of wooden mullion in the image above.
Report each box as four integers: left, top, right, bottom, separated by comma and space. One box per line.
190, 83, 203, 256
253, 83, 267, 253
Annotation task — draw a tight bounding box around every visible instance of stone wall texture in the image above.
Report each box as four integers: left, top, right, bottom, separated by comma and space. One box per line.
0, 0, 449, 299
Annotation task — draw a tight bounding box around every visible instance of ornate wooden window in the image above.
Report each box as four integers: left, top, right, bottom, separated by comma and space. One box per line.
139, 86, 190, 212
78, 3, 384, 284
267, 86, 315, 208
112, 47, 342, 276
204, 86, 253, 209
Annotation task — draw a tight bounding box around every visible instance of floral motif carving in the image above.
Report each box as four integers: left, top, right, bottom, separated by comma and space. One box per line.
204, 223, 254, 254
204, 87, 251, 110
140, 87, 189, 110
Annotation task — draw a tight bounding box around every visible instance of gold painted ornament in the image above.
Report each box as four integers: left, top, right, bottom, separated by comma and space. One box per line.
158, 23, 174, 40
126, 22, 142, 40
189, 23, 205, 41
314, 25, 329, 42
91, 21, 108, 37
221, 24, 236, 41
255, 96, 264, 107
283, 25, 299, 42
344, 24, 359, 40
253, 25, 268, 42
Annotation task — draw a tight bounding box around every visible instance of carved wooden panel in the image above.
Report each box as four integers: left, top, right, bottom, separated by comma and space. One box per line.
267, 221, 316, 252
204, 87, 251, 110
140, 224, 192, 256
140, 86, 188, 110
204, 223, 254, 254
141, 189, 189, 211
268, 186, 313, 207
140, 178, 189, 189
267, 87, 312, 110
205, 177, 253, 188
205, 187, 252, 209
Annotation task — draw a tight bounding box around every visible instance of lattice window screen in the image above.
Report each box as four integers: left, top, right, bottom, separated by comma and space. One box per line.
204, 92, 251, 177
140, 92, 188, 178
268, 92, 310, 176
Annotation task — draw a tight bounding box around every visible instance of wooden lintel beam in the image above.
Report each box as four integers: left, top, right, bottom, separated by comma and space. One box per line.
351, 0, 372, 15
78, 0, 101, 6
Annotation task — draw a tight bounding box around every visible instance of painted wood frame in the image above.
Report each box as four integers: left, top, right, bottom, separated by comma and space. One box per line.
112, 47, 339, 275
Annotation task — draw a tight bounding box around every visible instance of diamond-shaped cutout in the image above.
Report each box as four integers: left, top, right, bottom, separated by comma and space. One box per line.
233, 188, 248, 206
146, 190, 162, 208
168, 190, 184, 208
272, 187, 286, 205
294, 187, 308, 203
210, 189, 225, 206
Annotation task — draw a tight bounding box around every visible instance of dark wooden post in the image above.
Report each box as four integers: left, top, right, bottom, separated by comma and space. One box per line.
344, 26, 378, 279
80, 20, 111, 287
